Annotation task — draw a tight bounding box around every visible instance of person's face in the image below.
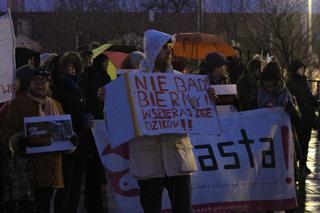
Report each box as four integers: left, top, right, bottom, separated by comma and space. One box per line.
155, 43, 172, 66
27, 57, 35, 68
208, 65, 227, 84
262, 80, 276, 93
66, 64, 76, 76
297, 66, 305, 76
101, 59, 108, 71
212, 65, 227, 78
82, 54, 93, 67
29, 75, 49, 97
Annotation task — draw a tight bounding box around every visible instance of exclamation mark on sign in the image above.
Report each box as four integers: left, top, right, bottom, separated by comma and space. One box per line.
181, 119, 186, 131
188, 119, 193, 130
281, 125, 292, 184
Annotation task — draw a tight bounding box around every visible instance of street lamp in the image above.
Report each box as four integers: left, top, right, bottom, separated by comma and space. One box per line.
197, 0, 204, 32
308, 0, 312, 54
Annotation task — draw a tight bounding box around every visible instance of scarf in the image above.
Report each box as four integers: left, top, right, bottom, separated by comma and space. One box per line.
257, 80, 293, 108
63, 73, 81, 90
27, 92, 60, 116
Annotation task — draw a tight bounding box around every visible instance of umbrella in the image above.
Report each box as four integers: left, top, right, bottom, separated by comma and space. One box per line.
92, 44, 136, 80
104, 51, 128, 69
104, 51, 128, 80
16, 34, 42, 52
92, 43, 136, 59
173, 32, 236, 60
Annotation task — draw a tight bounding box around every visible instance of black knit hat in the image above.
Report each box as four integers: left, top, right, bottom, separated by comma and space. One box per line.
200, 52, 227, 74
32, 67, 50, 79
261, 62, 282, 82
16, 65, 35, 92
288, 60, 305, 74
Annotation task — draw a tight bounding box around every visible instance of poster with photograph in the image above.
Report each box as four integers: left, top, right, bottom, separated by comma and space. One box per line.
24, 114, 75, 154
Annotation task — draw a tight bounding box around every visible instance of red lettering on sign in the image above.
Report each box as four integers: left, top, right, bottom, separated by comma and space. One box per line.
174, 77, 187, 92
137, 91, 148, 107
134, 75, 147, 90
157, 75, 168, 92
169, 91, 180, 107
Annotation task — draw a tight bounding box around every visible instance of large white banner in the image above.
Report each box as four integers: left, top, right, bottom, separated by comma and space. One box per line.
104, 72, 221, 148
93, 107, 297, 213
0, 10, 15, 103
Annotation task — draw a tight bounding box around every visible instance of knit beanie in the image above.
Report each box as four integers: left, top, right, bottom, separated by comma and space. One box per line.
261, 62, 282, 82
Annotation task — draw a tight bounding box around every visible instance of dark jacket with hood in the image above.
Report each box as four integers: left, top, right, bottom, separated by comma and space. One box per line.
54, 52, 87, 140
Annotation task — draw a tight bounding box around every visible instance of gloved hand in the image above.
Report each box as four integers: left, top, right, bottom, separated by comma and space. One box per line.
64, 134, 78, 154
70, 134, 79, 146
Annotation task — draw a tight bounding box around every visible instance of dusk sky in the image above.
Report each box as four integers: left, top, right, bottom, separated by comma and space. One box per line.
1, 0, 319, 13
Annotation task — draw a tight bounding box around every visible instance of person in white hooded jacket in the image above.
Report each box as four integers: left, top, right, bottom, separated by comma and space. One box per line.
128, 30, 197, 213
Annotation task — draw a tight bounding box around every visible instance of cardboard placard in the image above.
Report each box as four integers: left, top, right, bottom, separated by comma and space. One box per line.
104, 72, 221, 148
24, 114, 75, 154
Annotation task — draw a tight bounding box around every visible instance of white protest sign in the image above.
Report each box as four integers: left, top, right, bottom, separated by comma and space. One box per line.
94, 108, 297, 213
0, 10, 15, 103
24, 115, 75, 154
104, 72, 221, 148
213, 84, 237, 95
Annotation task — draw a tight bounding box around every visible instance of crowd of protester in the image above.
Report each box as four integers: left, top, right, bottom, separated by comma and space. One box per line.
0, 29, 318, 213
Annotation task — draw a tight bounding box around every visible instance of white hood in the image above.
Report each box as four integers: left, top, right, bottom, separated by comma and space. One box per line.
140, 29, 174, 72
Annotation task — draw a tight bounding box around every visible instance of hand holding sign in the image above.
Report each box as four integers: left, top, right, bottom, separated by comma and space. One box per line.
104, 72, 222, 148
207, 86, 218, 103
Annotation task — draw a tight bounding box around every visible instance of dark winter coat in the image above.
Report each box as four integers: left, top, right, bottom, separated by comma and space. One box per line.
81, 66, 111, 119
237, 72, 259, 111
286, 73, 317, 129
227, 58, 247, 84
54, 74, 87, 140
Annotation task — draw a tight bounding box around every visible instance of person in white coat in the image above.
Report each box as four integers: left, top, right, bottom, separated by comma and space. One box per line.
129, 29, 197, 213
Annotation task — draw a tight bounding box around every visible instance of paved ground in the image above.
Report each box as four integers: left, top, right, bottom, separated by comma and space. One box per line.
293, 131, 320, 213
76, 131, 320, 213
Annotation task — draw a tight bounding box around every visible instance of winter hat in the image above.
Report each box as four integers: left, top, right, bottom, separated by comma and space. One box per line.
78, 45, 93, 57
130, 51, 145, 68
32, 67, 50, 79
59, 51, 83, 74
247, 59, 261, 73
199, 52, 227, 74
288, 60, 305, 74
261, 62, 282, 82
16, 64, 35, 92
